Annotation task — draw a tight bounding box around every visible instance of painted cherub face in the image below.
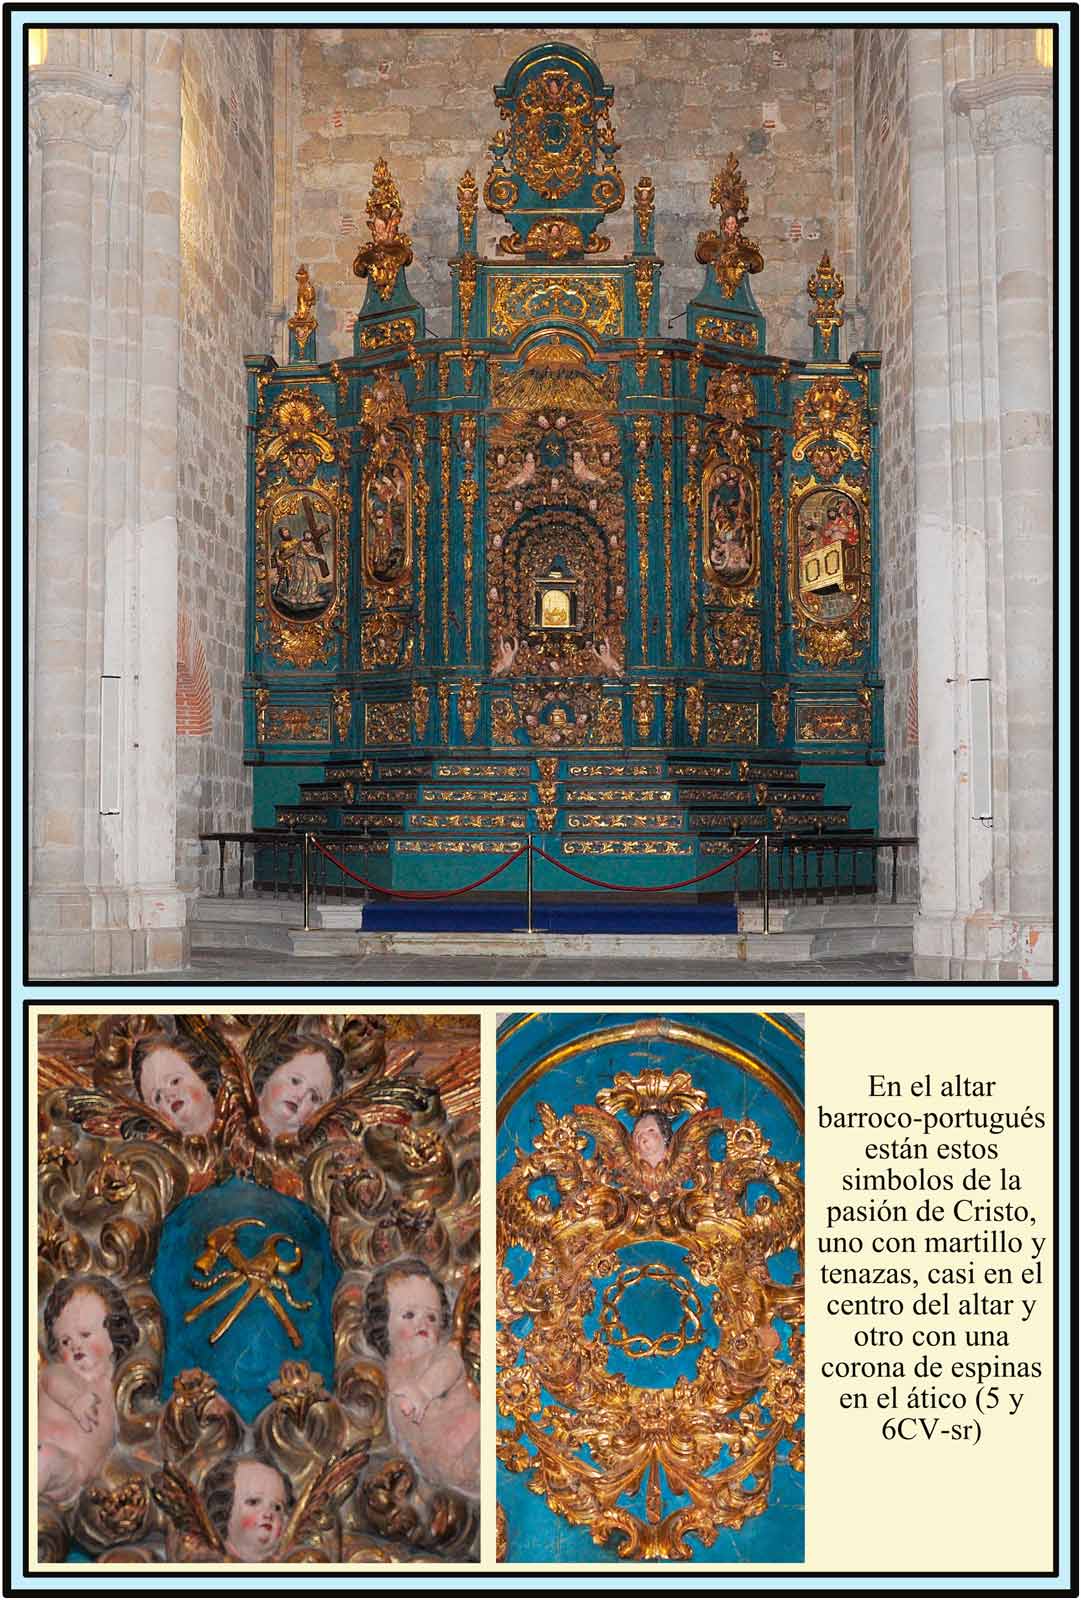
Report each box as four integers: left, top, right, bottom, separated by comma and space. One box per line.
53, 1290, 113, 1382
386, 1274, 442, 1360
258, 1050, 333, 1140
632, 1114, 668, 1168
139, 1047, 215, 1136
225, 1460, 287, 1562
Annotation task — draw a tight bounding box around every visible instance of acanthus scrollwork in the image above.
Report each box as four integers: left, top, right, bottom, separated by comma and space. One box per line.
36, 1015, 481, 1563
705, 612, 761, 672
706, 702, 759, 746
490, 688, 623, 748
497, 1064, 803, 1559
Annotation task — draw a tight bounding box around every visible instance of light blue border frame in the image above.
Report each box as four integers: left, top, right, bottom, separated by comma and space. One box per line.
7, 3, 1074, 1591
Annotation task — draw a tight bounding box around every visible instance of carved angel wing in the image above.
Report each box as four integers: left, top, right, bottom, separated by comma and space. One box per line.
150, 1463, 225, 1558
295, 1074, 432, 1147
279, 1443, 369, 1559
418, 1042, 480, 1123
64, 1085, 178, 1142
36, 1050, 96, 1099
571, 1105, 635, 1169
665, 1106, 730, 1177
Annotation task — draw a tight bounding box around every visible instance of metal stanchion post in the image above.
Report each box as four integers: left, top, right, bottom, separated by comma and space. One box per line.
760, 834, 770, 935
302, 833, 312, 932
526, 835, 534, 933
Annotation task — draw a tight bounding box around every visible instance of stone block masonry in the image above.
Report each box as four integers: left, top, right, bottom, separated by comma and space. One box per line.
176, 29, 275, 893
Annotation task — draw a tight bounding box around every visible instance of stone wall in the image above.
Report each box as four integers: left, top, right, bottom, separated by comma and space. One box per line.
852, 29, 918, 884
176, 28, 275, 889
285, 25, 844, 358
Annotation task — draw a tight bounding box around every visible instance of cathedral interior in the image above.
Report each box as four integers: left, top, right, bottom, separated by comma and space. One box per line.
25, 24, 1057, 979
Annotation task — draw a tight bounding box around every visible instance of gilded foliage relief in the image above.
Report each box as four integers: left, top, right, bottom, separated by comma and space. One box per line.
496, 1013, 804, 1563
35, 1013, 480, 1565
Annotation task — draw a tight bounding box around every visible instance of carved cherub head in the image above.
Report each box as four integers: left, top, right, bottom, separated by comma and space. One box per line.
631, 1110, 673, 1168
252, 1033, 344, 1141
203, 1454, 294, 1563
131, 1033, 220, 1137
363, 1259, 451, 1360
43, 1274, 139, 1374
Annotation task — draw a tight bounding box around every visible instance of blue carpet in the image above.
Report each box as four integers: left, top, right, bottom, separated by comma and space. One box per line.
358, 903, 739, 933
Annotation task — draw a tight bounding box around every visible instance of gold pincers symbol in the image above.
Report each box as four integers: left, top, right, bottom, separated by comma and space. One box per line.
185, 1217, 312, 1347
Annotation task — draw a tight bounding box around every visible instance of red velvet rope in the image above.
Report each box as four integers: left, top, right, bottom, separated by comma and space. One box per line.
312, 834, 759, 901
311, 837, 527, 900
529, 839, 760, 893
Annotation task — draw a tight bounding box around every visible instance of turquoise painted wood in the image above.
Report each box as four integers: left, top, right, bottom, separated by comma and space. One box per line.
243, 42, 881, 891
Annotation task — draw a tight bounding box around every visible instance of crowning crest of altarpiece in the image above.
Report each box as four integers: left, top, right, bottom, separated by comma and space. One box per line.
244, 42, 881, 886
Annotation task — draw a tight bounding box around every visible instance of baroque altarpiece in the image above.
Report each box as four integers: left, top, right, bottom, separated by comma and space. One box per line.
35, 1014, 480, 1564
496, 1013, 804, 1562
245, 43, 880, 890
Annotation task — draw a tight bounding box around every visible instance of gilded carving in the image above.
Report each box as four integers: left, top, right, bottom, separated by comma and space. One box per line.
662, 417, 673, 659
685, 682, 704, 745
364, 702, 410, 746
772, 685, 790, 741
332, 689, 351, 743
698, 317, 759, 349
797, 703, 871, 741
352, 158, 414, 302
633, 174, 655, 244
255, 689, 269, 745
632, 682, 654, 741
704, 364, 757, 469
412, 418, 430, 650
360, 372, 413, 590
695, 154, 766, 299
702, 455, 758, 592
287, 264, 317, 356
440, 417, 451, 660
458, 416, 478, 655
361, 611, 413, 671
412, 683, 430, 743
662, 681, 676, 744
632, 259, 654, 329
792, 377, 869, 468
357, 318, 418, 352
458, 680, 480, 743
705, 612, 761, 671
36, 1014, 481, 1563
489, 276, 623, 339
486, 384, 626, 682
267, 706, 330, 743
706, 703, 759, 746
789, 474, 870, 667
806, 252, 845, 348
456, 252, 478, 329
456, 170, 479, 237
497, 1061, 803, 1558
438, 681, 450, 744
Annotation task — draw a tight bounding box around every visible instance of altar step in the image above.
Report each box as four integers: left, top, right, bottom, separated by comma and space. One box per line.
190, 896, 912, 959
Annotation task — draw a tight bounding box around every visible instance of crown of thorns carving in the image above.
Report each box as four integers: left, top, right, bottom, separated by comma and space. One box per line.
598, 1264, 704, 1359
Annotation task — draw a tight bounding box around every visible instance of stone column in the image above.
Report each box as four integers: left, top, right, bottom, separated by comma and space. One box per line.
29, 67, 128, 950
28, 36, 190, 976
954, 72, 1053, 937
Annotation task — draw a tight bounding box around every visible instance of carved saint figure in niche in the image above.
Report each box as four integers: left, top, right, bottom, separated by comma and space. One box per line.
364, 1259, 480, 1497
796, 489, 861, 621
269, 497, 333, 618
706, 466, 754, 581
253, 1033, 343, 1143
203, 1455, 294, 1563
38, 1274, 138, 1503
365, 462, 409, 583
132, 1032, 219, 1137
